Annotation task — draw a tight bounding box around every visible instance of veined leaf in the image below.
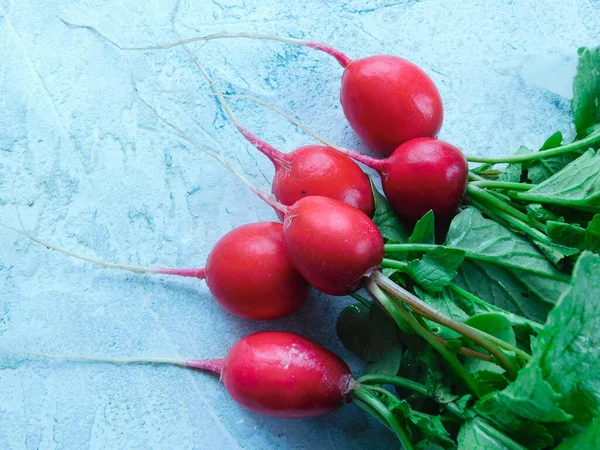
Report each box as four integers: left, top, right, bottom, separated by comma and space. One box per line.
517, 149, 600, 212
474, 252, 600, 446
446, 208, 566, 280
458, 419, 527, 450
371, 179, 409, 243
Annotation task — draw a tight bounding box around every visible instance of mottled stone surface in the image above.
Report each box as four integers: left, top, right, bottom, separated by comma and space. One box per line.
0, 0, 599, 448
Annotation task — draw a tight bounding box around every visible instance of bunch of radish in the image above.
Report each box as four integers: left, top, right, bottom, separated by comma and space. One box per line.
1, 18, 482, 448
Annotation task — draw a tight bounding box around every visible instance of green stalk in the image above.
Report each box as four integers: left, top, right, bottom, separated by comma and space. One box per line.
373, 273, 519, 379
385, 244, 438, 253
350, 292, 372, 309
464, 132, 599, 164
466, 184, 546, 234
382, 259, 409, 270
353, 398, 392, 431
470, 180, 534, 191
358, 374, 465, 418
353, 387, 414, 449
466, 197, 551, 245
358, 374, 429, 397
366, 279, 484, 398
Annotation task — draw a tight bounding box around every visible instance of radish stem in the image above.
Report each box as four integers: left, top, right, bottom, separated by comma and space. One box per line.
358, 374, 429, 397
372, 272, 518, 378
466, 184, 547, 235
353, 386, 414, 450
365, 279, 484, 398
463, 132, 599, 164
470, 180, 533, 191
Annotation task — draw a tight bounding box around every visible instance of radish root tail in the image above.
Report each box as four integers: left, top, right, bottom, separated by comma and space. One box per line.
60, 21, 352, 68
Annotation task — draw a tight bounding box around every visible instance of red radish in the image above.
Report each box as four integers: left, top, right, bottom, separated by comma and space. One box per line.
359, 138, 469, 224
240, 137, 374, 221
211, 331, 353, 417
1, 221, 309, 320
2, 331, 354, 418
269, 145, 375, 221
341, 56, 443, 156
283, 196, 384, 295
198, 222, 309, 319
63, 22, 443, 156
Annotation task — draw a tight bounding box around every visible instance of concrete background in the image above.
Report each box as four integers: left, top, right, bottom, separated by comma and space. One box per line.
0, 0, 599, 448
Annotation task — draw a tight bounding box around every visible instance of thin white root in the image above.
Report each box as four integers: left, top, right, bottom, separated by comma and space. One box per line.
162, 90, 340, 150
0, 222, 153, 274
169, 0, 245, 136
135, 96, 285, 213
0, 347, 185, 366
61, 19, 315, 52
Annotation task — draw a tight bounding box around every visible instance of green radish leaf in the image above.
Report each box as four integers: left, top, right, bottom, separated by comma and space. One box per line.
446, 208, 565, 280
517, 149, 600, 212
415, 287, 469, 323
473, 396, 554, 449
457, 419, 527, 450
471, 164, 495, 175
453, 259, 555, 323
546, 221, 586, 248
414, 440, 447, 450
584, 215, 600, 252
397, 347, 458, 405
388, 399, 455, 447
370, 179, 409, 243
373, 381, 455, 447
525, 203, 560, 224
336, 303, 403, 376
466, 313, 516, 346
533, 240, 580, 268
555, 418, 600, 449
406, 247, 466, 292
525, 131, 581, 184
409, 210, 436, 245
540, 130, 565, 150
472, 370, 509, 397
572, 46, 600, 138
527, 152, 580, 185
463, 314, 516, 392
475, 252, 600, 444
499, 146, 531, 183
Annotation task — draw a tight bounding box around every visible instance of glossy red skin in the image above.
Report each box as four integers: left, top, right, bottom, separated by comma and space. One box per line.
222, 331, 353, 418
380, 138, 469, 224
341, 55, 443, 156
272, 145, 374, 221
282, 196, 384, 296
205, 222, 309, 320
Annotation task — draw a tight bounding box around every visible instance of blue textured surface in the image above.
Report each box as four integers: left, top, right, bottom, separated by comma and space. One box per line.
1, 0, 600, 448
